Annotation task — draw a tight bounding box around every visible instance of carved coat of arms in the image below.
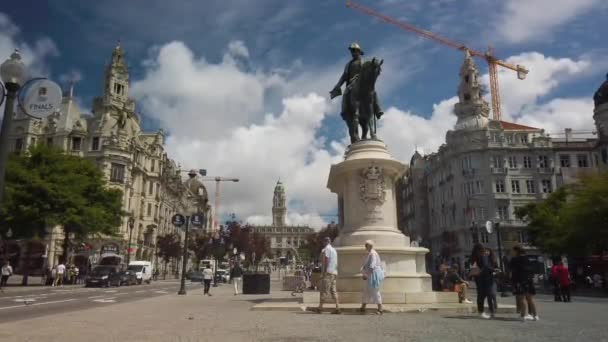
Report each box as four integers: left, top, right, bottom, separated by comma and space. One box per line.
359, 165, 386, 204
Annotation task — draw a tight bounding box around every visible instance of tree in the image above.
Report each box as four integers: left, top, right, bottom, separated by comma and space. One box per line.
515, 172, 608, 255
156, 232, 182, 279
0, 145, 125, 284
300, 223, 339, 263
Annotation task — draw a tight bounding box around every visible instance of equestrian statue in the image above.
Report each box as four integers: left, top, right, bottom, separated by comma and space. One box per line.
330, 42, 384, 144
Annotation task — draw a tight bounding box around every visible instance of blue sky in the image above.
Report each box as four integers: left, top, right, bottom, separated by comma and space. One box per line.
2, 0, 607, 227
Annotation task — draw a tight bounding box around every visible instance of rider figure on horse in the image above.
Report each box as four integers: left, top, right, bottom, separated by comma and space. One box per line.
330, 43, 383, 144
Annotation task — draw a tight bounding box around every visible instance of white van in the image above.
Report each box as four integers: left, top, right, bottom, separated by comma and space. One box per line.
127, 261, 153, 284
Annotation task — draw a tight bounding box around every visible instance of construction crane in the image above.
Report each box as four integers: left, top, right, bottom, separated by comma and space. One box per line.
345, 0, 529, 121
182, 170, 239, 232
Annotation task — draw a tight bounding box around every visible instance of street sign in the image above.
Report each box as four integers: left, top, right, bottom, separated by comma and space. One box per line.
172, 214, 186, 227
191, 213, 205, 227
485, 221, 493, 234
19, 78, 62, 118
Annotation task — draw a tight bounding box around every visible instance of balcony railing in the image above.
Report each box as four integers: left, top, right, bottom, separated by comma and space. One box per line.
491, 167, 507, 174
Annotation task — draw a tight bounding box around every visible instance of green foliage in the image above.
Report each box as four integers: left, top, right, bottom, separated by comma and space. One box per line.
157, 232, 182, 262
515, 172, 608, 255
0, 145, 124, 240
301, 223, 339, 263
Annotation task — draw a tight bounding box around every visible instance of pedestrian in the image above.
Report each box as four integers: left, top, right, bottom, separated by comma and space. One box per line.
551, 260, 571, 302
359, 240, 385, 315
510, 245, 539, 321
312, 237, 341, 314
73, 266, 80, 285
53, 262, 66, 287
441, 265, 472, 304
202, 265, 213, 296
1, 261, 13, 287
153, 269, 159, 281
471, 243, 498, 319
231, 263, 244, 295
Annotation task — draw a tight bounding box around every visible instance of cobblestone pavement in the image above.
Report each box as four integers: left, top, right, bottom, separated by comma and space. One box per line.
0, 280, 606, 342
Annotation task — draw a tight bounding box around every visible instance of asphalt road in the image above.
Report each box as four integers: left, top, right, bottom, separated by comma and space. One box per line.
0, 280, 203, 323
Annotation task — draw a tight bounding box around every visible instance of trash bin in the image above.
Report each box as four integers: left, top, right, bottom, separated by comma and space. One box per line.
242, 272, 270, 294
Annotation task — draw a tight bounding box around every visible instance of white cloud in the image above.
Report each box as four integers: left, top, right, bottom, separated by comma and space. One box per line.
59, 69, 83, 84
131, 41, 267, 140
163, 93, 343, 230
489, 52, 594, 131
515, 97, 595, 134
0, 13, 58, 77
496, 0, 601, 44
484, 52, 591, 119
378, 97, 458, 161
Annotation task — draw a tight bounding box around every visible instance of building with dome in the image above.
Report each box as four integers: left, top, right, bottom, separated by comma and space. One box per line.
397, 51, 607, 273
5, 44, 198, 275
249, 181, 314, 263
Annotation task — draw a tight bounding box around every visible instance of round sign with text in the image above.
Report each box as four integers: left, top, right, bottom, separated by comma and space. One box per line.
191, 213, 205, 227
18, 78, 63, 118
172, 214, 186, 227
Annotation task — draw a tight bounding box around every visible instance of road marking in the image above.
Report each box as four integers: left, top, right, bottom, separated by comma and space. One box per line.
134, 290, 146, 293
103, 290, 118, 293
0, 299, 76, 310
154, 290, 168, 294
88, 295, 105, 299
13, 298, 37, 303
93, 298, 116, 303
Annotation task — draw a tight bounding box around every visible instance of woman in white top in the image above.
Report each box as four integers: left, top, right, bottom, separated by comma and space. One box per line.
202, 267, 213, 296
359, 240, 385, 315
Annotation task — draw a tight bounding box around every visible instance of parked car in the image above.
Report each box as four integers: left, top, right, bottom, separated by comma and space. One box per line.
127, 261, 153, 284
118, 270, 138, 286
85, 266, 121, 287
189, 271, 204, 282
215, 269, 229, 283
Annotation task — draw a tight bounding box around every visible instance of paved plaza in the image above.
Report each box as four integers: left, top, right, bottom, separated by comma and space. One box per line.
0, 279, 606, 342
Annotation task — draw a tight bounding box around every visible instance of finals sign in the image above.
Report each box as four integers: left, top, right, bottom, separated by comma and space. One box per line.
19, 78, 62, 118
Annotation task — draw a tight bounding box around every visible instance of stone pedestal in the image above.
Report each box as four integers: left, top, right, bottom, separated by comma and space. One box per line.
327, 140, 449, 304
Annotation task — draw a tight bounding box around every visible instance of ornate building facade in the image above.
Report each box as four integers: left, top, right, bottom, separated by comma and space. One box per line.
6, 44, 199, 274
396, 51, 608, 272
250, 181, 314, 263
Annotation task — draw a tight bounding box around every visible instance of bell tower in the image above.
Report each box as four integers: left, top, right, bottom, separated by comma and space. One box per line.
453, 49, 490, 130
103, 41, 130, 105
272, 181, 286, 227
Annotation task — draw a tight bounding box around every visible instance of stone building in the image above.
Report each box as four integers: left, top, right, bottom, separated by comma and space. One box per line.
250, 181, 314, 263
396, 51, 608, 272
5, 44, 199, 275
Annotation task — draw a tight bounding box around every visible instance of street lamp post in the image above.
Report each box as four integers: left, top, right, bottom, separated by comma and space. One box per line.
0, 50, 26, 205
126, 215, 135, 266
177, 215, 190, 295
494, 222, 504, 273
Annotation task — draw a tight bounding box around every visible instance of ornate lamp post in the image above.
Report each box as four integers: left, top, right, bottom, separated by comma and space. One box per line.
126, 214, 135, 265
0, 50, 26, 205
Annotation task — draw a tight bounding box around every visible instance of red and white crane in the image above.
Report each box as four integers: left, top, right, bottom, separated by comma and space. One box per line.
345, 0, 529, 121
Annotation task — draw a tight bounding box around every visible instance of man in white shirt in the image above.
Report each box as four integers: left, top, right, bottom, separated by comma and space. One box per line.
54, 263, 66, 287
1, 261, 13, 287
312, 237, 341, 314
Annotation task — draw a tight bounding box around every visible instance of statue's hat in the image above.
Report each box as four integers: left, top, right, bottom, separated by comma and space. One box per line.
348, 42, 364, 55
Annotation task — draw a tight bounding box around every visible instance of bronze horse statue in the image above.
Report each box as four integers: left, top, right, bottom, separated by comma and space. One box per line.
342, 57, 384, 143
